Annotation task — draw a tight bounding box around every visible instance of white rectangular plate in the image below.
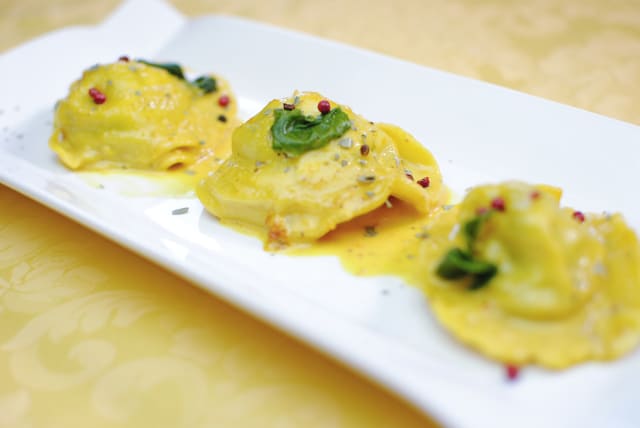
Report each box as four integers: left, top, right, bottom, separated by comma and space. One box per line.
1, 1, 640, 427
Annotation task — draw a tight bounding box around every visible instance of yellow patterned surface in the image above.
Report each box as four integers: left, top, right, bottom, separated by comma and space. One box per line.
0, 187, 435, 428
1, 0, 639, 427
2, 0, 639, 125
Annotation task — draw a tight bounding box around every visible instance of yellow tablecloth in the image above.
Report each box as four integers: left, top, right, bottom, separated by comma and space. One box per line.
1, 1, 639, 427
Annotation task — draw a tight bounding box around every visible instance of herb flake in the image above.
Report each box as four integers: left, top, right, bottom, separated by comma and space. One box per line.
364, 225, 378, 237
171, 207, 189, 215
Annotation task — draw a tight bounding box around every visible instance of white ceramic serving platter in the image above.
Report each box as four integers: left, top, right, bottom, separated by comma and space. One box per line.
1, 1, 640, 427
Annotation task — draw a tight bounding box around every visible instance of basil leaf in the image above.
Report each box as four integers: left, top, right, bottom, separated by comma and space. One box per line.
436, 206, 499, 289
192, 76, 217, 94
469, 267, 497, 290
435, 248, 498, 290
138, 60, 185, 79
271, 108, 351, 156
437, 248, 496, 276
138, 61, 218, 95
464, 211, 491, 250
436, 248, 473, 279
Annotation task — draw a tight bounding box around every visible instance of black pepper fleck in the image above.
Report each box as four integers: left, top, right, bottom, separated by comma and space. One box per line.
357, 175, 376, 183
364, 225, 378, 237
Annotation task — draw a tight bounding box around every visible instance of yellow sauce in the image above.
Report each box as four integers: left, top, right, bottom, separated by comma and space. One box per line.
290, 200, 436, 282
77, 170, 201, 197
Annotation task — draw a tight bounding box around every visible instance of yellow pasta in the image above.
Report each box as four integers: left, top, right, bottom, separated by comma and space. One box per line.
196, 92, 446, 248
420, 181, 640, 368
50, 59, 237, 172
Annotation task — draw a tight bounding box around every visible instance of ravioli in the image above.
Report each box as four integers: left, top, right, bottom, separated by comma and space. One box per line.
420, 181, 640, 368
197, 92, 446, 248
49, 58, 237, 172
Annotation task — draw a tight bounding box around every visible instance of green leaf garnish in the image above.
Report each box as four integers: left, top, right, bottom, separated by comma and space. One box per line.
436, 248, 497, 289
437, 249, 497, 278
192, 75, 217, 94
469, 269, 497, 290
138, 60, 185, 79
138, 60, 218, 95
271, 108, 351, 156
464, 211, 490, 250
435, 212, 498, 290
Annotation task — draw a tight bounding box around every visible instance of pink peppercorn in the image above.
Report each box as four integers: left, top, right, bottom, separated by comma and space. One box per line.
417, 177, 430, 188
506, 364, 519, 381
491, 197, 506, 212
317, 100, 331, 114
118, 55, 130, 62
218, 95, 230, 107
530, 190, 541, 200
88, 87, 106, 104
573, 211, 585, 223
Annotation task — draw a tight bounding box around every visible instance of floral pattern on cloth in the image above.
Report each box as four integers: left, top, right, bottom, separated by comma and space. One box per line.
1, 0, 639, 426
0, 186, 435, 427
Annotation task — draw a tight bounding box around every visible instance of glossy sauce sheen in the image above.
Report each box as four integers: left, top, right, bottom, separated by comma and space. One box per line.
290, 200, 436, 284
